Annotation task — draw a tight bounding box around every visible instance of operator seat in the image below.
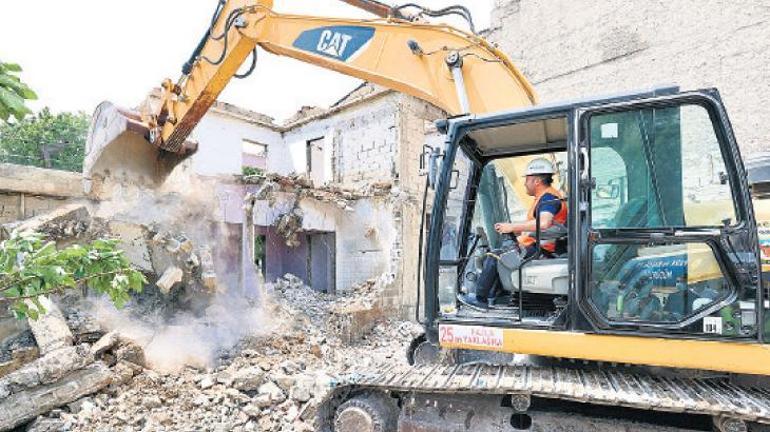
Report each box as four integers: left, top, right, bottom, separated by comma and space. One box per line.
496, 195, 569, 293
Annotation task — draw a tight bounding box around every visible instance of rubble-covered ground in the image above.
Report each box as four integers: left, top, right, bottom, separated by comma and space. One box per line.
5, 275, 420, 432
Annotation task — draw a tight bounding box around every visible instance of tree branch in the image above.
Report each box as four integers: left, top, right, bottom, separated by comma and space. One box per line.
0, 269, 131, 300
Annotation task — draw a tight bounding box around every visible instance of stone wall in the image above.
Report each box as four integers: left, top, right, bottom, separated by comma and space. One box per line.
390, 96, 446, 318
487, 0, 770, 156
0, 163, 83, 225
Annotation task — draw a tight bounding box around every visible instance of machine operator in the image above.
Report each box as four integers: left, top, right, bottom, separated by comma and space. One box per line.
461, 158, 567, 309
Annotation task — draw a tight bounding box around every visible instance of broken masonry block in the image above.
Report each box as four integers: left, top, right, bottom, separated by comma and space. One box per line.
202, 272, 218, 292
0, 362, 112, 431
26, 297, 74, 355
164, 237, 181, 253
156, 266, 183, 294
179, 236, 194, 253
90, 330, 120, 358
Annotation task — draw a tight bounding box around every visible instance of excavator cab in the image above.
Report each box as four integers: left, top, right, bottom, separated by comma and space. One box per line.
425, 86, 766, 370
452, 150, 570, 319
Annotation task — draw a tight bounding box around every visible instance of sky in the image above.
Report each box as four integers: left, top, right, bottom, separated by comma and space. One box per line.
1, 1, 491, 122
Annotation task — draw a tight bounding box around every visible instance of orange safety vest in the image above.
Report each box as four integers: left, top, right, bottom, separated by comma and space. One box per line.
517, 186, 568, 252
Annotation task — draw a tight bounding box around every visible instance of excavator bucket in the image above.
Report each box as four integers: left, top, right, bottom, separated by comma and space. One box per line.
83, 101, 197, 197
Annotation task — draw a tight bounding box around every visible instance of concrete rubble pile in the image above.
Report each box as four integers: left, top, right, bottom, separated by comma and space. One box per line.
0, 299, 146, 431
244, 172, 392, 205
272, 273, 393, 345
0, 159, 412, 431
245, 172, 393, 247
0, 202, 219, 299
4, 274, 420, 432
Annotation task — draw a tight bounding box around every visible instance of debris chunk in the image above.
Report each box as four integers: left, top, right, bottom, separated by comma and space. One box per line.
0, 345, 93, 397
0, 362, 112, 431
1, 204, 89, 241
156, 266, 184, 294
27, 297, 73, 355
90, 330, 120, 357
232, 366, 266, 392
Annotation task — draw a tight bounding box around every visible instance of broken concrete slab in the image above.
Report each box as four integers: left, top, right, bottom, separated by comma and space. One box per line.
156, 266, 183, 294
24, 416, 66, 432
0, 361, 112, 431
1, 203, 89, 241
106, 221, 152, 272
231, 366, 266, 392
90, 330, 120, 358
27, 297, 73, 355
0, 163, 84, 198
0, 344, 93, 398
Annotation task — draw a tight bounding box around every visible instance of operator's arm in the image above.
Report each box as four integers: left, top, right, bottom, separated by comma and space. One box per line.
495, 195, 562, 234
495, 212, 554, 235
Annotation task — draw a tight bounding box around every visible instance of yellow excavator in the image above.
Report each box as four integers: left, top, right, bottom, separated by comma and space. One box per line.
86, 1, 769, 431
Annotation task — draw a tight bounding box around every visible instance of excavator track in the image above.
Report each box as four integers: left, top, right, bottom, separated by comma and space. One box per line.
322, 362, 770, 429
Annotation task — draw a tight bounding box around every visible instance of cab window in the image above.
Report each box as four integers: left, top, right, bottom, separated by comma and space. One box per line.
590, 104, 736, 228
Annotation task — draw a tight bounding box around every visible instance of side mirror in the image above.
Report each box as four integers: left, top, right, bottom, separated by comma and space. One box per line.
428, 150, 441, 189
419, 145, 443, 189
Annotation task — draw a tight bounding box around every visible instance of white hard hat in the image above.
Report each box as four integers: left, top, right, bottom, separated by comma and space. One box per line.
524, 157, 555, 176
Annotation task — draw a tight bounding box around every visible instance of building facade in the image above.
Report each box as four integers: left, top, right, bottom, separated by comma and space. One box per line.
194, 84, 443, 317
486, 0, 770, 157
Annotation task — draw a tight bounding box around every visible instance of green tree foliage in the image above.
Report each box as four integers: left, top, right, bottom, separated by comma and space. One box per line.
242, 166, 264, 177
0, 60, 37, 122
0, 231, 146, 320
0, 108, 90, 171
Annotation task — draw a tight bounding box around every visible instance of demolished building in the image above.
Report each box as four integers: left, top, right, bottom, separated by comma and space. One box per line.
0, 80, 444, 431
186, 82, 444, 317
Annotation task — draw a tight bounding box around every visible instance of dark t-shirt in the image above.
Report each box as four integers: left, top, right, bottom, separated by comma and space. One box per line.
536, 192, 562, 217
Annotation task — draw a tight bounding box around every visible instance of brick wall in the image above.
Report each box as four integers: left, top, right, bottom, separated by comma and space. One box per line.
390, 96, 446, 318
334, 99, 399, 188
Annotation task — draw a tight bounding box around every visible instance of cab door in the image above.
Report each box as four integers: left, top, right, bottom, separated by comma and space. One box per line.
576, 90, 763, 340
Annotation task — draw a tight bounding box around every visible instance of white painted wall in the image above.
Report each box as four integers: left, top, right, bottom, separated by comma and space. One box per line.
269, 119, 329, 181
190, 94, 403, 186
191, 111, 281, 176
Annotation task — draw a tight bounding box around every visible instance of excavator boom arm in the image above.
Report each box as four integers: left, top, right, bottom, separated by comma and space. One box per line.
151, 0, 536, 153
